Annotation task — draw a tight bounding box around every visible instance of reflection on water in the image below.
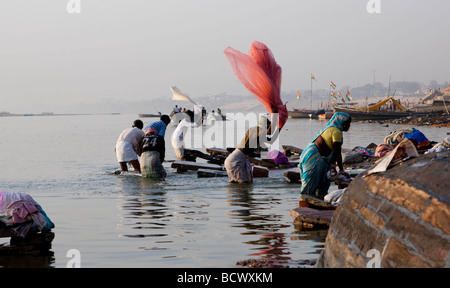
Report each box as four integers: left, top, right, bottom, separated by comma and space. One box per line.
227, 183, 286, 234
226, 184, 327, 267
227, 184, 291, 266
0, 253, 55, 268
111, 172, 327, 267
0, 244, 55, 268
116, 177, 171, 239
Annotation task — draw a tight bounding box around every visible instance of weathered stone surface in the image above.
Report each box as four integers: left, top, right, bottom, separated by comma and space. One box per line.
252, 166, 269, 178
300, 195, 337, 210
382, 238, 432, 268
282, 145, 303, 156
319, 150, 450, 268
290, 207, 334, 228
421, 197, 450, 235
283, 170, 300, 183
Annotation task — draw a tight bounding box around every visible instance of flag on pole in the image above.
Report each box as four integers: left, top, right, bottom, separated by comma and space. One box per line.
331, 91, 337, 99
346, 89, 353, 101
332, 100, 338, 106
339, 92, 345, 103
330, 81, 337, 89
297, 91, 301, 99
311, 73, 317, 81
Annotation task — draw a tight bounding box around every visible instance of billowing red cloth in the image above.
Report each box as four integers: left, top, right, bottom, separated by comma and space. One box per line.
224, 41, 288, 129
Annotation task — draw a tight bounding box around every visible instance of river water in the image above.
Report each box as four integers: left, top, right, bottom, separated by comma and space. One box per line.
0, 113, 447, 268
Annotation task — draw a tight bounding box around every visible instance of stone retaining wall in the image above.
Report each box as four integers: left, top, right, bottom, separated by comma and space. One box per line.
319, 150, 450, 268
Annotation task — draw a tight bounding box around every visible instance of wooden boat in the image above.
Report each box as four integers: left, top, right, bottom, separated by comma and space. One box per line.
334, 106, 441, 121
334, 97, 411, 120
138, 113, 160, 118
288, 108, 315, 118
317, 112, 334, 120
333, 106, 410, 120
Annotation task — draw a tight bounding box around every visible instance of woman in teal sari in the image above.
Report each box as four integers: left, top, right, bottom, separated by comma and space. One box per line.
299, 112, 352, 197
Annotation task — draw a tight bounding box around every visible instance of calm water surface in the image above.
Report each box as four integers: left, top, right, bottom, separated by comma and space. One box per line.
0, 114, 448, 268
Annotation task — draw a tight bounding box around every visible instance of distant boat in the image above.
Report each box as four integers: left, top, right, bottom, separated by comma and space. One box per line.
288, 108, 334, 119
333, 97, 409, 120
317, 112, 334, 120
288, 108, 316, 119
333, 106, 409, 120
138, 113, 161, 118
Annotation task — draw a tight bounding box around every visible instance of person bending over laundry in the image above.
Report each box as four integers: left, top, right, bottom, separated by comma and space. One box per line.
115, 119, 145, 173
143, 115, 171, 138
224, 116, 273, 184
171, 110, 201, 160
299, 112, 352, 197
138, 127, 166, 178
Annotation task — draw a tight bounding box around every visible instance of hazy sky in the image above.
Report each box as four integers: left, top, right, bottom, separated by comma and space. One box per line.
1, 0, 449, 112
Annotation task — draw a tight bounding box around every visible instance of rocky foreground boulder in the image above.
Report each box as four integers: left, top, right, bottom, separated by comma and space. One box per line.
318, 150, 450, 268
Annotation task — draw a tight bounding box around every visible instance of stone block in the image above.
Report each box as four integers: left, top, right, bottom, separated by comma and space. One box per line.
365, 176, 431, 215
382, 238, 432, 268
321, 151, 450, 268
420, 197, 450, 235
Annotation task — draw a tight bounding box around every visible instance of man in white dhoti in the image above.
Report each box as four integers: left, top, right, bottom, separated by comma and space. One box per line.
115, 120, 145, 172
224, 116, 273, 183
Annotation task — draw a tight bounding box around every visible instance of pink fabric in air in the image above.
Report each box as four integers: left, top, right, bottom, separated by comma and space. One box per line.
224, 41, 288, 129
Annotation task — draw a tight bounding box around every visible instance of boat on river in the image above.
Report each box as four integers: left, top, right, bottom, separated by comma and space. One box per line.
334, 97, 411, 121
333, 106, 410, 120
288, 108, 315, 118
138, 113, 161, 118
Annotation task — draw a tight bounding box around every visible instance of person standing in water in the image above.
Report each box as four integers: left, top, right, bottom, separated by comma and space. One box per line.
138, 127, 166, 178
171, 110, 201, 160
299, 112, 352, 197
143, 115, 171, 138
115, 120, 145, 173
